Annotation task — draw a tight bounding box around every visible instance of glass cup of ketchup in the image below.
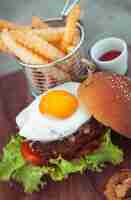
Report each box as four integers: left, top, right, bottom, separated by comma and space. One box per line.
90, 37, 128, 75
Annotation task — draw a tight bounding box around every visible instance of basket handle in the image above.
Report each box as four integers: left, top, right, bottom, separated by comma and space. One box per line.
61, 0, 80, 17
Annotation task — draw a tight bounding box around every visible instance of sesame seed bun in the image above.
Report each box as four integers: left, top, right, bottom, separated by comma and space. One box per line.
78, 72, 131, 138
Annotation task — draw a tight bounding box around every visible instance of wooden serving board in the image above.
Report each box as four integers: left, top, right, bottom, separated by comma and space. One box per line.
0, 49, 131, 200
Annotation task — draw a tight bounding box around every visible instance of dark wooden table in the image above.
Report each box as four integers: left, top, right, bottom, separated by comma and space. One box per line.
0, 49, 131, 200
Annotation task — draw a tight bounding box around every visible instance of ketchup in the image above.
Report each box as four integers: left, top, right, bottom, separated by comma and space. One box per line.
99, 50, 121, 61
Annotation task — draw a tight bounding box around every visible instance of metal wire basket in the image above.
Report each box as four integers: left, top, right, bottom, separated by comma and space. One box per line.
18, 18, 89, 96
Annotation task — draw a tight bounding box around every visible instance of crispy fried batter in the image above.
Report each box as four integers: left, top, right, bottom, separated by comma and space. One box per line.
0, 19, 18, 31
31, 16, 48, 29
0, 36, 9, 53
33, 27, 64, 43
11, 30, 65, 60
72, 28, 80, 46
0, 8, 81, 62
61, 4, 80, 51
0, 19, 32, 31
1, 31, 47, 64
105, 170, 131, 200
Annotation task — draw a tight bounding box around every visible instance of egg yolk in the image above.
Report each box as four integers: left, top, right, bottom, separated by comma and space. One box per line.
39, 90, 78, 119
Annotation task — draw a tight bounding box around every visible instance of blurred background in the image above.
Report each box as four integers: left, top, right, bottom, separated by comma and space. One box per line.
0, 0, 131, 74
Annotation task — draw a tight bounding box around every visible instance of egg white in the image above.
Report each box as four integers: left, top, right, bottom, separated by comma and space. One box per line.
16, 82, 91, 142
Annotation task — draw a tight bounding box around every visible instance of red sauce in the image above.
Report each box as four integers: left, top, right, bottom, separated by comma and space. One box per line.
99, 50, 121, 61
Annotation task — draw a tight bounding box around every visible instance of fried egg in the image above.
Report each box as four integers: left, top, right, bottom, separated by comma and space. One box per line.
16, 82, 91, 142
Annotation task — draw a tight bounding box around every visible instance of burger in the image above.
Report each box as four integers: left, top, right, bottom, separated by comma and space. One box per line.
0, 71, 131, 193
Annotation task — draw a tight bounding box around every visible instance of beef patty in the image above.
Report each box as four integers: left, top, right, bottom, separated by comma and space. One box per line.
29, 118, 104, 163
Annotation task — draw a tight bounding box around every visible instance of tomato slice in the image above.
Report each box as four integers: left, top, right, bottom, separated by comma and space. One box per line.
21, 141, 43, 165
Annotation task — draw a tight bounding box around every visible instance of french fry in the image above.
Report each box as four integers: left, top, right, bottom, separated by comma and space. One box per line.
0, 8, 81, 64
0, 19, 33, 32
72, 28, 80, 46
0, 33, 9, 53
14, 26, 33, 31
11, 30, 65, 60
0, 39, 9, 53
59, 28, 80, 53
33, 27, 64, 43
0, 19, 19, 31
1, 31, 47, 64
31, 16, 48, 29
61, 4, 80, 51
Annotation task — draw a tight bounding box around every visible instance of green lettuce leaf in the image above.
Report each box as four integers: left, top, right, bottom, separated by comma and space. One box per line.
85, 129, 124, 172
49, 157, 86, 181
12, 165, 48, 193
0, 135, 25, 180
0, 129, 124, 193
